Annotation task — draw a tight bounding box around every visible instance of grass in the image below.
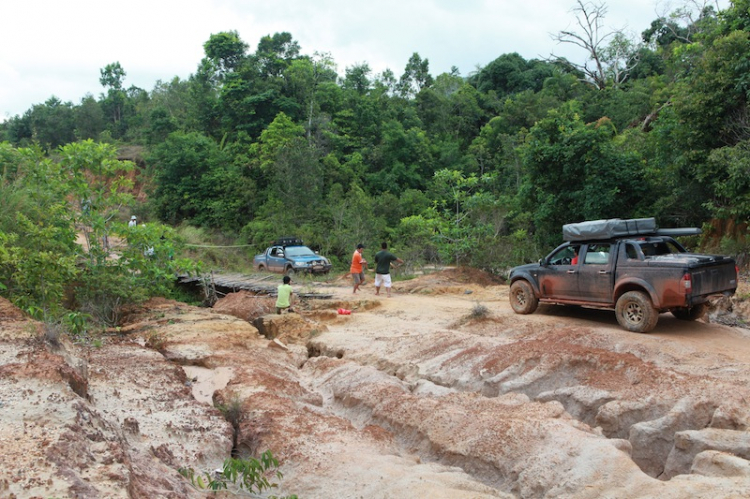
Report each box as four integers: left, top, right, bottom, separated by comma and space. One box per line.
175, 224, 256, 274
468, 302, 490, 320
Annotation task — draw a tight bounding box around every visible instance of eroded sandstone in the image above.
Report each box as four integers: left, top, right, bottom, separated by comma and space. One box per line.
1, 273, 750, 498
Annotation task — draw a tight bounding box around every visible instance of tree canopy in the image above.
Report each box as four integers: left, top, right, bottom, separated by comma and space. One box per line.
2, 0, 750, 309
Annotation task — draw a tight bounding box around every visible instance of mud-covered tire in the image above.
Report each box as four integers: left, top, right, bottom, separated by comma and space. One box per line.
671, 303, 707, 321
257, 264, 266, 272
615, 291, 659, 333
284, 267, 296, 277
509, 280, 539, 314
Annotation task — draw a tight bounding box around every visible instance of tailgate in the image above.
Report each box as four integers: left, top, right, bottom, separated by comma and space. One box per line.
690, 258, 737, 296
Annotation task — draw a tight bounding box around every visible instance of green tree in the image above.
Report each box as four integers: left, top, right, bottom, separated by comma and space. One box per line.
204, 30, 248, 75
520, 103, 648, 246
397, 53, 434, 98
702, 140, 750, 222
149, 131, 230, 224
99, 62, 128, 136
75, 94, 106, 140
0, 144, 77, 316
472, 53, 555, 96
1, 141, 191, 325
27, 97, 77, 149
256, 32, 301, 77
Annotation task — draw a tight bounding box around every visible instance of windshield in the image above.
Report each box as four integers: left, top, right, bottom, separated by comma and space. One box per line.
284, 246, 316, 257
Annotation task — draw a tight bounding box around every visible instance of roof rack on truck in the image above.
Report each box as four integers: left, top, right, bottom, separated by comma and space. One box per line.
274, 237, 304, 247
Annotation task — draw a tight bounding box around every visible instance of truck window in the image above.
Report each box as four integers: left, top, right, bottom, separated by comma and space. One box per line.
639, 240, 682, 256
548, 245, 580, 265
583, 243, 611, 265
285, 246, 316, 257
625, 243, 640, 260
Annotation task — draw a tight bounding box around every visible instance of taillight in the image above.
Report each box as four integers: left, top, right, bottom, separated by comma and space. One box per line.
681, 272, 692, 292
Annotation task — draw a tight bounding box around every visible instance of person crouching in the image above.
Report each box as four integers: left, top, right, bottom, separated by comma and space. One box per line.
276, 275, 295, 314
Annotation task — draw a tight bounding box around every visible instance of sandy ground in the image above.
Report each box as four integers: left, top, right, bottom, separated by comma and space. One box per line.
1, 268, 750, 498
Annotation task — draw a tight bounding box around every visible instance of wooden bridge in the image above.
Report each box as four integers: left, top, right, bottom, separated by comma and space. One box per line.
177, 272, 334, 299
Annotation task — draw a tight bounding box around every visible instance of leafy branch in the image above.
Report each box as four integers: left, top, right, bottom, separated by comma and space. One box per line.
179, 451, 297, 498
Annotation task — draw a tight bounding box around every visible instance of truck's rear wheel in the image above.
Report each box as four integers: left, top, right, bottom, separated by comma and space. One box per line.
510, 280, 538, 314
258, 264, 266, 272
671, 303, 707, 321
616, 291, 658, 333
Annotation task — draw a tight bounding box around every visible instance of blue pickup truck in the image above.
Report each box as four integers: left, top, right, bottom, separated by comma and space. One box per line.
253, 238, 332, 276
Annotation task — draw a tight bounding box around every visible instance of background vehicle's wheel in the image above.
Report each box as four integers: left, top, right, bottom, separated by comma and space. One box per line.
671, 303, 708, 321
509, 280, 538, 314
616, 291, 659, 333
285, 267, 296, 277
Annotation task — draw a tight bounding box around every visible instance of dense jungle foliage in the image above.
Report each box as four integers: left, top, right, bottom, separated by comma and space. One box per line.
1, 0, 750, 329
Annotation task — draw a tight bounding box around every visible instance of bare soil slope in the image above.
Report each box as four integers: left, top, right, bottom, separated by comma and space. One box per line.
1, 271, 750, 498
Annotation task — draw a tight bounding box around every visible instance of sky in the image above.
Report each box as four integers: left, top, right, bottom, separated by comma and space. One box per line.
0, 0, 731, 121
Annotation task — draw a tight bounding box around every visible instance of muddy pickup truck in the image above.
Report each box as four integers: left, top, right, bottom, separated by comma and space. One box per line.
253, 237, 331, 276
508, 218, 738, 333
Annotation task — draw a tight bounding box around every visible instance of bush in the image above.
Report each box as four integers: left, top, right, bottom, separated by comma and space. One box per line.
179, 451, 296, 498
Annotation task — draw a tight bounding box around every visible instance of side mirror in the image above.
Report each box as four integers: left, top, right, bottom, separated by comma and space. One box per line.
278, 251, 284, 257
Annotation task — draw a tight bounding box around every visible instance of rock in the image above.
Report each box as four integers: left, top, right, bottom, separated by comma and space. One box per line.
252, 313, 324, 344
123, 417, 139, 434
664, 428, 750, 478
213, 290, 275, 321
270, 338, 289, 350
691, 450, 750, 477
629, 398, 718, 478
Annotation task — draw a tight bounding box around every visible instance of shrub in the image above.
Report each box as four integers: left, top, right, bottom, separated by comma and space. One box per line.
179, 451, 296, 498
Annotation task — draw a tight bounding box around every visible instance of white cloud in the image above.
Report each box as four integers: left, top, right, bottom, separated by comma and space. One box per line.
0, 0, 731, 120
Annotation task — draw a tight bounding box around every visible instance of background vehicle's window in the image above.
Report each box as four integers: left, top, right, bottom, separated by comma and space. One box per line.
285, 246, 316, 257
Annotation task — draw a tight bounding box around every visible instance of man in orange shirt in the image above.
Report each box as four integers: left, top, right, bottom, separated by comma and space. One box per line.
350, 243, 368, 294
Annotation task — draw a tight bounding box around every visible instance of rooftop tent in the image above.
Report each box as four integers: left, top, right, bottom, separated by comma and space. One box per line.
562, 218, 702, 241
562, 218, 657, 241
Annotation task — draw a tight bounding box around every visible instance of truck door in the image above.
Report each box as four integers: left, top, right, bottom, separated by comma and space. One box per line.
577, 243, 614, 303
268, 246, 286, 272
538, 244, 581, 300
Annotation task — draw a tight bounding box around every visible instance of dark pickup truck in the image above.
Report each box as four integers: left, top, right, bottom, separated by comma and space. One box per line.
508, 218, 738, 333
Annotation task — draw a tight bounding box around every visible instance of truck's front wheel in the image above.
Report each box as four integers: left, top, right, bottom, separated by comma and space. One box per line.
285, 267, 296, 277
510, 280, 538, 314
616, 291, 658, 333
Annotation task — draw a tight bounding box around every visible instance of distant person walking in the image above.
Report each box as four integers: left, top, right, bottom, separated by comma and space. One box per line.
374, 242, 403, 297
276, 275, 294, 314
350, 243, 367, 294
128, 215, 137, 228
